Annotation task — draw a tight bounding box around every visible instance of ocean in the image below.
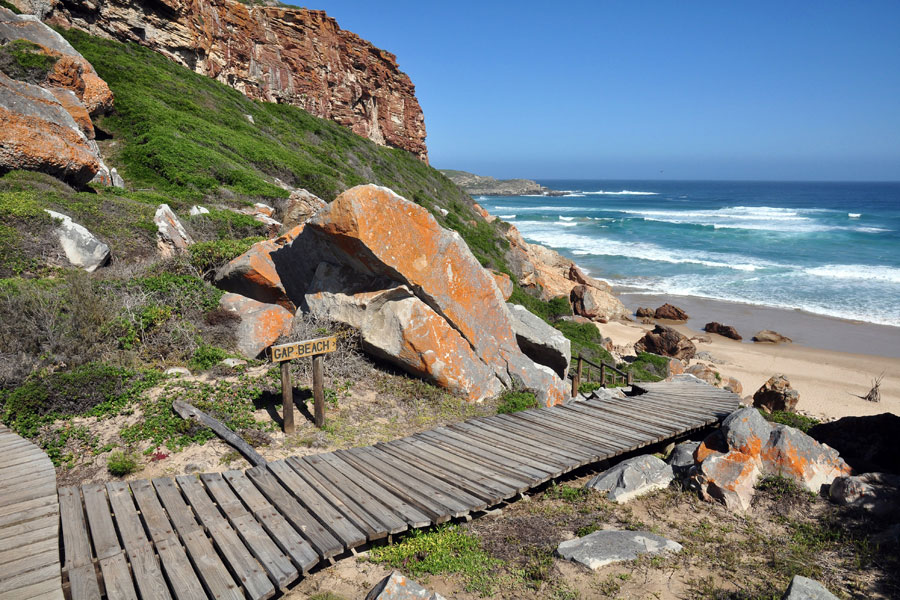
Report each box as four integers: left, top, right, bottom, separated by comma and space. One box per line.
476, 180, 900, 328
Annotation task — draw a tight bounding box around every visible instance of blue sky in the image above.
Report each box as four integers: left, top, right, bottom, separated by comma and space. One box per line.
297, 2, 900, 181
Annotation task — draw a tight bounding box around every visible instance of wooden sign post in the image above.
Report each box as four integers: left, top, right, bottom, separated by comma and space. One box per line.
270, 336, 338, 432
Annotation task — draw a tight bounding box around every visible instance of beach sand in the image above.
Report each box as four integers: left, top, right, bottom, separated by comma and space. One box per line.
598, 294, 900, 421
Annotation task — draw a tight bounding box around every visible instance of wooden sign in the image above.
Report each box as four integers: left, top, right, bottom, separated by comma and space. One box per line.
271, 336, 337, 362
271, 336, 338, 433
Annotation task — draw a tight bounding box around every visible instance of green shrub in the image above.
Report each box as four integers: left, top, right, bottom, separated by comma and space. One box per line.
369, 525, 503, 595
190, 345, 228, 370
187, 210, 267, 241
496, 390, 537, 414
188, 237, 264, 275
135, 272, 224, 313
761, 410, 821, 433
0, 1, 22, 14
0, 39, 58, 83
509, 287, 572, 323
626, 352, 668, 382
107, 451, 140, 476
553, 320, 613, 365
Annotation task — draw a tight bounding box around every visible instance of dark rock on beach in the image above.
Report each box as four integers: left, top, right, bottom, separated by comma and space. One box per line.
752, 374, 799, 413
635, 307, 654, 318
752, 329, 792, 343
634, 324, 696, 360
703, 321, 742, 340
654, 303, 689, 321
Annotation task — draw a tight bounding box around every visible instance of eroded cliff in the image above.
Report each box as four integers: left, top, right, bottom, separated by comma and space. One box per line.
17, 0, 428, 160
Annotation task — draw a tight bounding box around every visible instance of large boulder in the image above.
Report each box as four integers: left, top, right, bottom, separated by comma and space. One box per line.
0, 71, 100, 184
635, 307, 654, 318
685, 364, 719, 386
634, 324, 696, 360
752, 330, 792, 344
654, 303, 688, 320
808, 413, 900, 475
585, 455, 674, 503
691, 408, 851, 511
570, 284, 626, 322
44, 209, 110, 271
490, 270, 513, 301
306, 263, 503, 401
274, 189, 327, 231
154, 204, 193, 256
365, 571, 446, 600
703, 322, 742, 341
506, 303, 570, 378
274, 185, 569, 405
557, 530, 682, 570
752, 374, 800, 413
214, 226, 303, 311
668, 441, 701, 477
219, 293, 294, 359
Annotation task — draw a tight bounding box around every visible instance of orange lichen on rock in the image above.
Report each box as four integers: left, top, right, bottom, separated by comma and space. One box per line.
490, 270, 514, 301
220, 292, 294, 359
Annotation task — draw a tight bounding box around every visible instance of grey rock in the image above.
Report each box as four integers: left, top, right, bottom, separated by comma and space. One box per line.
365, 571, 447, 600
506, 303, 571, 378
155, 204, 194, 256
557, 529, 682, 570
668, 441, 700, 476
586, 455, 674, 503
220, 358, 247, 368
829, 472, 900, 516
44, 210, 110, 272
753, 329, 793, 344
164, 367, 191, 377
721, 407, 772, 453
189, 205, 210, 216
584, 387, 626, 402
274, 188, 326, 230
781, 575, 838, 600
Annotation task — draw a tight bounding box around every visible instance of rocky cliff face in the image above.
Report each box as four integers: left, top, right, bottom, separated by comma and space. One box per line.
18, 0, 428, 161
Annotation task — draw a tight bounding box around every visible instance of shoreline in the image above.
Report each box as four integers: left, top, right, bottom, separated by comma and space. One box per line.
615, 290, 900, 359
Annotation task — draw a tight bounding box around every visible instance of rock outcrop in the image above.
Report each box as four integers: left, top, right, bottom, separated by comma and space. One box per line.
274, 189, 326, 231
752, 374, 799, 413
33, 0, 428, 160
752, 330, 792, 344
691, 408, 851, 511
703, 322, 742, 340
44, 209, 110, 271
654, 303, 688, 321
829, 472, 900, 515
557, 530, 682, 570
634, 325, 696, 361
586, 455, 674, 503
506, 303, 570, 378
366, 571, 446, 600
0, 7, 115, 185
216, 184, 570, 404
154, 204, 193, 256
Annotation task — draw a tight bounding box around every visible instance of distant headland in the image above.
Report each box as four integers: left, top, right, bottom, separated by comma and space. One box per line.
440, 169, 566, 196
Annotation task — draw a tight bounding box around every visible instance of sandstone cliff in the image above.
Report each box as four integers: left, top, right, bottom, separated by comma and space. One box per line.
17, 0, 428, 161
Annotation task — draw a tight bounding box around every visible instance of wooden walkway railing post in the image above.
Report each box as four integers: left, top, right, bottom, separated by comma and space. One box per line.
571, 355, 583, 398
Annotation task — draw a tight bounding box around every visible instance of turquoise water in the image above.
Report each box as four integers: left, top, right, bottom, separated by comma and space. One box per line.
477, 180, 900, 327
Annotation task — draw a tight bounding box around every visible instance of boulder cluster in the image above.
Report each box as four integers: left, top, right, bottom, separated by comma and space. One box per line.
216, 185, 571, 405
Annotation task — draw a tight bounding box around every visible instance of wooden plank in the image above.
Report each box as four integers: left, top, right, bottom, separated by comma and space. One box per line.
173, 477, 275, 600
0, 549, 59, 584
284, 457, 390, 539
221, 471, 319, 573
528, 406, 649, 448
396, 437, 531, 492
0, 455, 51, 478
580, 397, 695, 431
511, 409, 636, 452
80, 484, 121, 562
104, 482, 152, 550
417, 428, 560, 480
354, 446, 485, 513
128, 480, 207, 600
0, 493, 57, 519
0, 524, 57, 553
149, 479, 244, 600
413, 430, 548, 484
96, 553, 138, 600
0, 564, 61, 595
0, 576, 62, 600
0, 480, 57, 508
452, 421, 582, 468
494, 413, 618, 457
208, 472, 317, 575
472, 416, 590, 462
0, 537, 56, 566
57, 487, 100, 600
0, 500, 58, 529
312, 453, 431, 528
125, 544, 173, 600
0, 514, 57, 543
556, 404, 665, 444
265, 461, 367, 548
335, 449, 455, 523
376, 441, 515, 504
572, 401, 694, 437
244, 467, 345, 559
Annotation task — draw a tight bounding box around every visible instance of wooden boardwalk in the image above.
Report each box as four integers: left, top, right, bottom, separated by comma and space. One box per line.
0, 425, 63, 600
3, 381, 738, 600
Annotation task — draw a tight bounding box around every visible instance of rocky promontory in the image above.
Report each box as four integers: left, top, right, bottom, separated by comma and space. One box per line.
440, 169, 562, 196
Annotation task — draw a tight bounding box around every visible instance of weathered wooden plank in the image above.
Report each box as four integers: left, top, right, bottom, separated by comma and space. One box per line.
0, 480, 57, 508
494, 413, 618, 457
245, 467, 345, 559
417, 428, 560, 480
453, 421, 584, 468
0, 524, 56, 553
532, 406, 651, 448
128, 480, 207, 600
0, 493, 57, 520
0, 537, 56, 567
266, 461, 367, 549
0, 576, 63, 600
473, 417, 591, 462
334, 449, 455, 523
57, 488, 98, 600
0, 564, 61, 595
96, 553, 138, 600
401, 437, 532, 492
80, 484, 121, 562
104, 482, 151, 550
125, 544, 173, 600
0, 549, 59, 585
285, 457, 390, 539
576, 398, 693, 432
512, 409, 635, 452
68, 564, 102, 600
312, 453, 430, 528
0, 500, 58, 530
174, 476, 275, 600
